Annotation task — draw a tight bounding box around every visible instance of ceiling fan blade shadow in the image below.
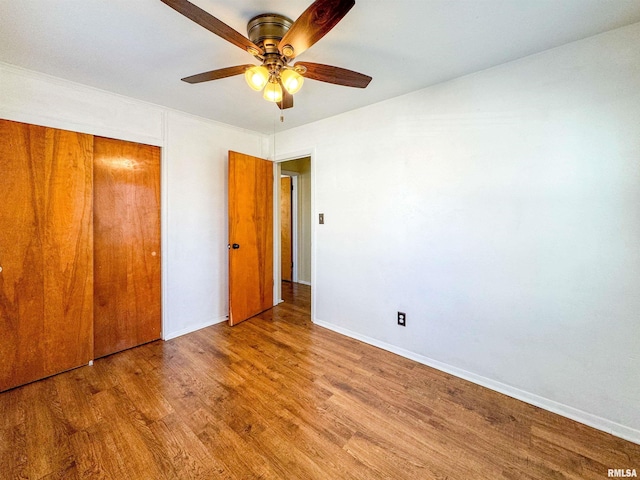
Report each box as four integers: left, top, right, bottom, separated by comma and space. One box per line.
181, 65, 254, 84
278, 0, 355, 59
160, 0, 263, 55
295, 62, 371, 88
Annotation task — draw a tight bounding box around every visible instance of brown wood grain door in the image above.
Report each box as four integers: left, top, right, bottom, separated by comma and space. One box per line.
280, 176, 293, 282
228, 151, 273, 326
0, 119, 94, 392
93, 137, 161, 358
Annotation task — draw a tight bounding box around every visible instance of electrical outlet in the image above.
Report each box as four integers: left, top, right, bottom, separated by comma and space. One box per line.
397, 312, 406, 326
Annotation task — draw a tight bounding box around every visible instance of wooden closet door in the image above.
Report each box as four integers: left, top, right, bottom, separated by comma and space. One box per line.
228, 151, 273, 326
93, 137, 161, 358
0, 119, 93, 391
280, 176, 293, 282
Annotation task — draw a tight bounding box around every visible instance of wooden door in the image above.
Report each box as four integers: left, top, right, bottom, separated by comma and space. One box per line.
93, 137, 161, 358
228, 151, 273, 326
280, 176, 293, 282
0, 119, 94, 391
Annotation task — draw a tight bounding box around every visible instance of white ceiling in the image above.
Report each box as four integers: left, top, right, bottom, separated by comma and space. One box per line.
1, 0, 640, 134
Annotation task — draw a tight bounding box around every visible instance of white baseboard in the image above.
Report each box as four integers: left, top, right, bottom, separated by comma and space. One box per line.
313, 318, 640, 446
163, 315, 228, 341
297, 280, 312, 286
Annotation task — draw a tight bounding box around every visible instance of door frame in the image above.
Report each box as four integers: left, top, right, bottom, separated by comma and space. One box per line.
274, 149, 315, 321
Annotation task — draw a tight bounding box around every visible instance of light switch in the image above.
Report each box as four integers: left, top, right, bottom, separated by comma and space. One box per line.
319, 213, 324, 224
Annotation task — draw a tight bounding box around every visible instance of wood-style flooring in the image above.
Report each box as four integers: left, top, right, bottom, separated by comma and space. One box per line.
1, 282, 638, 479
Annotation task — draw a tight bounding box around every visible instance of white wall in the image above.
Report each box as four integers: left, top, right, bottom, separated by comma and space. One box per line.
273, 23, 640, 443
0, 62, 268, 340
163, 111, 267, 337
0, 62, 164, 146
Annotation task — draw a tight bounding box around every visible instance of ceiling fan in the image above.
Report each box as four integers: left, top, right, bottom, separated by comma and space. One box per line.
160, 0, 372, 109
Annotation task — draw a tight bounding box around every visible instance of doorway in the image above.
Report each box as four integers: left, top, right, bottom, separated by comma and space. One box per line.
277, 156, 312, 304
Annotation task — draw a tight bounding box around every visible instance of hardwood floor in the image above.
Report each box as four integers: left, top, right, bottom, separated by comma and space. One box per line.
1, 282, 638, 479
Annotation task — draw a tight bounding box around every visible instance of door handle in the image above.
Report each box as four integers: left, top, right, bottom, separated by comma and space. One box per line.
232, 243, 240, 249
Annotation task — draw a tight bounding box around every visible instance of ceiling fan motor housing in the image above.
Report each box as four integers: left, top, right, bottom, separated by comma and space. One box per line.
247, 14, 293, 53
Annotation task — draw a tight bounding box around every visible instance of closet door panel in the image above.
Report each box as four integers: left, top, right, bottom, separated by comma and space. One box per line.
0, 120, 93, 391
42, 128, 94, 373
0, 121, 46, 390
93, 137, 161, 358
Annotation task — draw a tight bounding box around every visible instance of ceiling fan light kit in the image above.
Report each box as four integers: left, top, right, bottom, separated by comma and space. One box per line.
244, 13, 305, 102
279, 69, 304, 95
263, 79, 283, 102
245, 65, 269, 91
160, 0, 372, 109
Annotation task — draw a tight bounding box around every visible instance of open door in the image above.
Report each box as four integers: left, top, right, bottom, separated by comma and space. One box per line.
228, 151, 274, 326
280, 176, 293, 282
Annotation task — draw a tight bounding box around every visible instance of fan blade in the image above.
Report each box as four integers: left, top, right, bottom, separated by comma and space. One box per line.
277, 89, 294, 110
181, 65, 254, 84
278, 0, 355, 59
160, 0, 263, 55
295, 62, 371, 88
